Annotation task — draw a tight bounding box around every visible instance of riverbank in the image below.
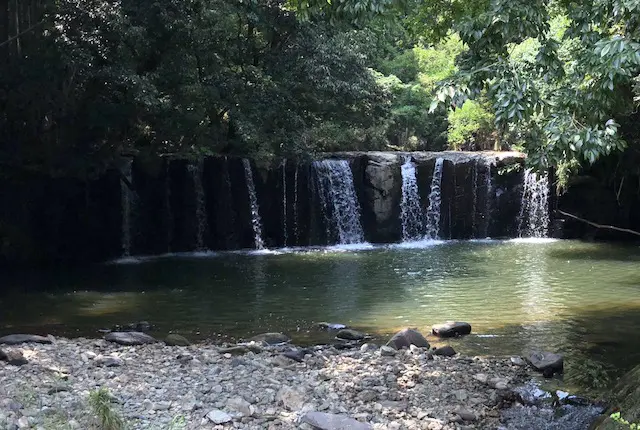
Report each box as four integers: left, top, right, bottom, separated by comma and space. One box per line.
0, 332, 606, 430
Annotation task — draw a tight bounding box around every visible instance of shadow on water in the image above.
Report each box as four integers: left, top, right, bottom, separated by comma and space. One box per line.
547, 242, 640, 262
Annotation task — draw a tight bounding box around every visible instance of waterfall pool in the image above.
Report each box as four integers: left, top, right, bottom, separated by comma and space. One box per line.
2, 239, 640, 394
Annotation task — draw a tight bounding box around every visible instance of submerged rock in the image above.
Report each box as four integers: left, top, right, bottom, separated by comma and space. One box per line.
527, 351, 563, 373
432, 322, 472, 338
248, 332, 290, 345
336, 329, 365, 341
165, 334, 190, 346
104, 331, 156, 345
301, 411, 373, 430
0, 334, 52, 345
386, 328, 430, 350
318, 322, 348, 330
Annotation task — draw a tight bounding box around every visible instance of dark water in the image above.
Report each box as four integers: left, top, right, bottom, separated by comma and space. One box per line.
2, 239, 640, 394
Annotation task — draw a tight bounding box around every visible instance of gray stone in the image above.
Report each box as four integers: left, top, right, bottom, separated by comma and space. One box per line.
380, 346, 397, 357
433, 346, 456, 357
95, 355, 124, 367
17, 416, 29, 429
0, 350, 28, 365
0, 334, 52, 345
360, 343, 377, 352
527, 351, 564, 372
336, 329, 365, 341
276, 386, 305, 411
386, 328, 430, 350
431, 322, 472, 338
226, 397, 253, 417
454, 407, 477, 422
248, 332, 290, 345
104, 332, 156, 346
165, 334, 190, 346
301, 411, 373, 430
510, 356, 527, 366
206, 409, 232, 424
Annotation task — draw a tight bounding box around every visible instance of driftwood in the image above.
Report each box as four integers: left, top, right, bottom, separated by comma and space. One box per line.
557, 209, 640, 237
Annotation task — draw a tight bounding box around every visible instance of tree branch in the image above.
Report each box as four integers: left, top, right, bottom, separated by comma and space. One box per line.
0, 20, 44, 49
557, 209, 640, 237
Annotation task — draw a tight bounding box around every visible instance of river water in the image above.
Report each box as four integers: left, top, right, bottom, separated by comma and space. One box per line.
2, 239, 640, 394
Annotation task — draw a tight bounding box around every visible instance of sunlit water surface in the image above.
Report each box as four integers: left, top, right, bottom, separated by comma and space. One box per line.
2, 239, 640, 394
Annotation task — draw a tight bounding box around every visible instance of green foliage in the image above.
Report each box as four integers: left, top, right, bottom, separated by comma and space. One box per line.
88, 388, 126, 430
447, 100, 495, 150
610, 412, 640, 429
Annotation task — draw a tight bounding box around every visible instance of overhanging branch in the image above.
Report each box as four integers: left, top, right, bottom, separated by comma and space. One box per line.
557, 209, 640, 237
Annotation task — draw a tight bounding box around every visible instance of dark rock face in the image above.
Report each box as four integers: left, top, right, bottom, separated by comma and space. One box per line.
386, 328, 430, 350
0, 151, 531, 266
431, 321, 472, 338
527, 351, 564, 373
248, 332, 290, 345
104, 332, 156, 345
433, 346, 457, 357
0, 334, 52, 345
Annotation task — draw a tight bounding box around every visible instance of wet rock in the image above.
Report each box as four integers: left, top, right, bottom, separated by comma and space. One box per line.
248, 332, 290, 345
104, 331, 156, 346
336, 329, 365, 341
282, 349, 307, 362
318, 322, 348, 331
165, 334, 190, 346
527, 351, 563, 373
453, 407, 477, 422
386, 328, 430, 350
433, 346, 456, 357
0, 350, 28, 365
432, 322, 472, 338
206, 409, 232, 424
301, 411, 373, 430
0, 334, 52, 345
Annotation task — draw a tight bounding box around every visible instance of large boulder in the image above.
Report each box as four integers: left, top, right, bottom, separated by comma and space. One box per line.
248, 332, 290, 345
431, 321, 472, 338
301, 411, 372, 430
593, 363, 640, 429
0, 334, 52, 345
104, 332, 156, 345
386, 328, 430, 350
526, 351, 564, 373
336, 329, 365, 341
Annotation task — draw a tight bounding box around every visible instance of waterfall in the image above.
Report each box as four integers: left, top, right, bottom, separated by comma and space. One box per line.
400, 156, 425, 241
313, 159, 365, 244
243, 159, 265, 249
517, 169, 550, 238
482, 159, 494, 238
120, 160, 135, 256
424, 158, 444, 240
187, 161, 208, 251
282, 161, 288, 247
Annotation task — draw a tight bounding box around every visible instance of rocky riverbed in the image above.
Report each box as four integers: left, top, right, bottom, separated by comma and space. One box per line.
0, 332, 601, 430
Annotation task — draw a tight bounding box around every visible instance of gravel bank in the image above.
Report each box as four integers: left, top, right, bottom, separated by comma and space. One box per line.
0, 336, 536, 429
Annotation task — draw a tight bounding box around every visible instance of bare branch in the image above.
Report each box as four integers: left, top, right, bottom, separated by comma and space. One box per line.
557, 209, 640, 237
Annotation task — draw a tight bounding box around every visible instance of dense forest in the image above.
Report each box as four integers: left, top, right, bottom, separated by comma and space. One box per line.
1, 0, 640, 186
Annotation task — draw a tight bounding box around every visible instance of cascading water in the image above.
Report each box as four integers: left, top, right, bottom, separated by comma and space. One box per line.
187, 161, 208, 251
424, 158, 444, 240
481, 159, 494, 238
120, 160, 135, 256
282, 161, 288, 247
313, 159, 365, 244
243, 159, 265, 249
400, 156, 425, 241
517, 169, 550, 238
